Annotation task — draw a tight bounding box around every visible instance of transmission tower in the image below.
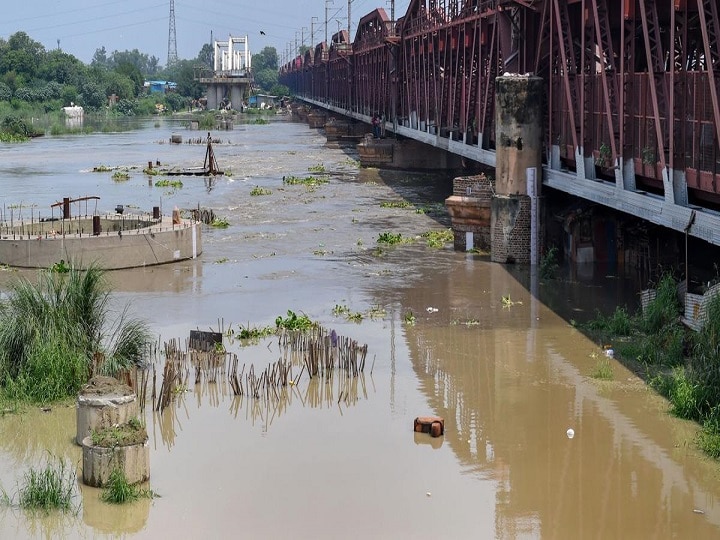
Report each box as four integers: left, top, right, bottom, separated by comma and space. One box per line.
167, 0, 178, 66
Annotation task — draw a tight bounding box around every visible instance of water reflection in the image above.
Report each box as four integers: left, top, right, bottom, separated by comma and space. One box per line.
81, 484, 150, 534
387, 254, 720, 537
151, 368, 373, 449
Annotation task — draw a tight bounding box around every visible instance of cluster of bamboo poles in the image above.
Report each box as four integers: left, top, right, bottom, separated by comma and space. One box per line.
152, 339, 230, 412
147, 326, 370, 414
277, 327, 370, 379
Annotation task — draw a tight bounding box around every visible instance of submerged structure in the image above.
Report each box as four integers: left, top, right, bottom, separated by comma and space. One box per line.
0, 196, 201, 269
196, 35, 253, 110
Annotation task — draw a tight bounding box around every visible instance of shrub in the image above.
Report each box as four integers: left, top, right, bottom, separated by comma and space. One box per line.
0, 265, 152, 402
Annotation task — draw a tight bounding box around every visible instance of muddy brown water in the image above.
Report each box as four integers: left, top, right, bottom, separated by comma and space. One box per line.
0, 117, 719, 539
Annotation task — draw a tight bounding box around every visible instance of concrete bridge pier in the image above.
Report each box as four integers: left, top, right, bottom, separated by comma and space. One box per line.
357, 137, 463, 170
491, 75, 544, 264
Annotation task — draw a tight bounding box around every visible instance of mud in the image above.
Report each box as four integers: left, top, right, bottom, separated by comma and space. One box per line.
79, 376, 134, 397
0, 117, 719, 538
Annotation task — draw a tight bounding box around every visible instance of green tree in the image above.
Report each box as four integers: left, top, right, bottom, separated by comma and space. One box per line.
252, 46, 278, 72
196, 43, 213, 68
91, 46, 109, 69
115, 62, 144, 96
254, 68, 278, 92
38, 50, 86, 86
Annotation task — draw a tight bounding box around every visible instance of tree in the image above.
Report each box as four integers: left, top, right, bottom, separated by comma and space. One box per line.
254, 68, 278, 92
196, 43, 213, 69
91, 46, 109, 69
252, 47, 278, 73
115, 62, 144, 96
38, 50, 86, 86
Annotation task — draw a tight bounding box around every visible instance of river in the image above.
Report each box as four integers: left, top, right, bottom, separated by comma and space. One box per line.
0, 115, 718, 539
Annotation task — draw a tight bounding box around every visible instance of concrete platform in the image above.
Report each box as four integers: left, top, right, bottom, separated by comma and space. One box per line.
0, 214, 201, 269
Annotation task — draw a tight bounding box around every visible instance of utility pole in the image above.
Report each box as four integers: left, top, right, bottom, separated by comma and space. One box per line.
348, 0, 351, 43
302, 27, 307, 49
325, 0, 333, 45
311, 16, 318, 48
167, 0, 178, 66
295, 32, 299, 57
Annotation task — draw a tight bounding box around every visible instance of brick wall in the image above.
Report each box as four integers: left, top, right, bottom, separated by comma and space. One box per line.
491, 195, 531, 264
449, 173, 495, 251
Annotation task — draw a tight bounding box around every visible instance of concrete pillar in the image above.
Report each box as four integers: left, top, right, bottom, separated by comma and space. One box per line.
76, 376, 138, 445
492, 75, 543, 264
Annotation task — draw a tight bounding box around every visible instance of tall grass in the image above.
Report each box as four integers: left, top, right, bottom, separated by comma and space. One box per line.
0, 264, 152, 402
14, 458, 76, 511
101, 469, 153, 504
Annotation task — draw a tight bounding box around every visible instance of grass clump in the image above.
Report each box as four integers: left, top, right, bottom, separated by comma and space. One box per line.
112, 171, 130, 182
403, 310, 416, 325
377, 232, 409, 245
91, 417, 147, 448
210, 217, 230, 228
380, 200, 413, 209
155, 179, 183, 188
0, 265, 152, 403
421, 229, 453, 248
101, 469, 154, 504
229, 323, 274, 341
283, 175, 327, 187
6, 458, 77, 512
275, 310, 315, 331
590, 357, 614, 380
308, 163, 326, 173
250, 186, 272, 196
93, 165, 113, 172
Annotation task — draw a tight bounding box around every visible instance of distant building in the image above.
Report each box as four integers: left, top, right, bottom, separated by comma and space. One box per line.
248, 94, 277, 109
144, 81, 178, 94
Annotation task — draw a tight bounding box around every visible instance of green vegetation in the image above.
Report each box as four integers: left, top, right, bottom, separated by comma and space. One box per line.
101, 469, 154, 504
501, 295, 522, 308
377, 232, 408, 245
584, 273, 720, 459
422, 229, 453, 248
590, 356, 614, 380
1, 458, 77, 512
112, 171, 130, 182
308, 163, 326, 173
403, 310, 417, 325
210, 217, 230, 228
275, 310, 315, 331
154, 179, 183, 188
250, 186, 272, 196
0, 265, 151, 403
91, 417, 147, 448
380, 200, 413, 209
332, 304, 363, 323
539, 246, 560, 279
143, 167, 160, 176
93, 165, 113, 172
230, 323, 275, 341
283, 175, 328, 187
253, 118, 269, 125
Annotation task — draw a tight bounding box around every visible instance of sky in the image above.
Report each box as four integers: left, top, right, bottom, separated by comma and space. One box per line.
0, 0, 410, 67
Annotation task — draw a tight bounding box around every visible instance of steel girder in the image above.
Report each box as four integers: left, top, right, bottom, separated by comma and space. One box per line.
278, 0, 720, 203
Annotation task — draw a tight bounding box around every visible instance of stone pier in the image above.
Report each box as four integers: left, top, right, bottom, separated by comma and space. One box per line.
357, 137, 462, 170
491, 75, 543, 264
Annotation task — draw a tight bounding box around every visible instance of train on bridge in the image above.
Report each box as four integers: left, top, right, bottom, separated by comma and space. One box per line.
280, 0, 720, 249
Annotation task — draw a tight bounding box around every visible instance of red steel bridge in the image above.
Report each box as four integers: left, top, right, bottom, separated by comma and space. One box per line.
279, 0, 720, 246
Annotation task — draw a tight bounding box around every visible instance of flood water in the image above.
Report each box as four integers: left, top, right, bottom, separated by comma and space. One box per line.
0, 116, 719, 539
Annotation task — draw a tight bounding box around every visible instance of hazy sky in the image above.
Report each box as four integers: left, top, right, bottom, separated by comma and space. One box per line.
1, 0, 409, 66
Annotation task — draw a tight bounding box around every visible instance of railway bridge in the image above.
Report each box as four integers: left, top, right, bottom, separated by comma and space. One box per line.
279, 0, 720, 269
